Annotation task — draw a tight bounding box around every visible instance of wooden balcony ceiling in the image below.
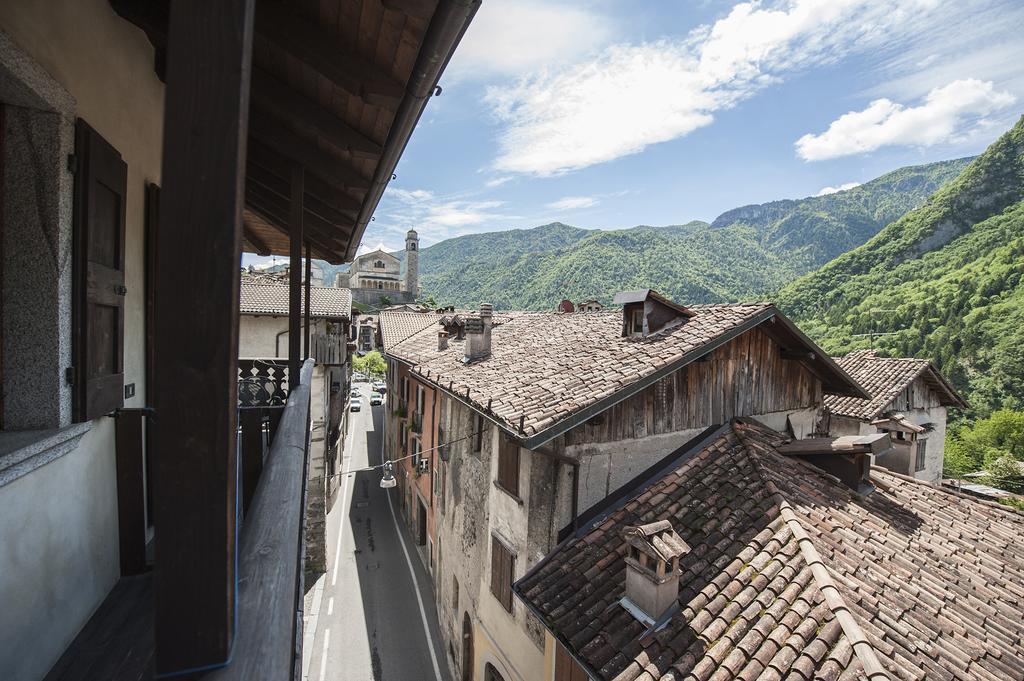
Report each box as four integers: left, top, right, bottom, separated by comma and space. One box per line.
112, 0, 478, 264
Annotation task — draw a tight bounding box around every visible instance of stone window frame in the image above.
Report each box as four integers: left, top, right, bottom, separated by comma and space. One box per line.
0, 30, 91, 488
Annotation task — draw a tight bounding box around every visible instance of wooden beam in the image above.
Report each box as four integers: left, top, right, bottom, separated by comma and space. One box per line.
242, 224, 272, 256
245, 185, 350, 246
380, 0, 437, 19
289, 165, 304, 384
254, 0, 405, 108
245, 156, 358, 223
153, 0, 253, 674
304, 241, 311, 359
248, 110, 370, 191
245, 197, 344, 263
250, 67, 382, 160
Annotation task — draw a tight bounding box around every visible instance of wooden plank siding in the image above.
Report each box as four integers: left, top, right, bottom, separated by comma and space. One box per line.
887, 375, 943, 413
564, 327, 821, 446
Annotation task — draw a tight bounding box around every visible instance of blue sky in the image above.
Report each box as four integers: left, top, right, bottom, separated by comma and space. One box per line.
250, 0, 1024, 262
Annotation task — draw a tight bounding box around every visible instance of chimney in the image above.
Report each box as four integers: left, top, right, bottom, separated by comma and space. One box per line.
438, 329, 449, 351
463, 303, 493, 363
622, 520, 688, 623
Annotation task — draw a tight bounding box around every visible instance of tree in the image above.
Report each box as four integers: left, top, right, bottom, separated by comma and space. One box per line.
379, 295, 392, 308
353, 350, 386, 378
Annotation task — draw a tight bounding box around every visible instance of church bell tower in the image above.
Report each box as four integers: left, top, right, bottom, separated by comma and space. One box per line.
404, 229, 419, 297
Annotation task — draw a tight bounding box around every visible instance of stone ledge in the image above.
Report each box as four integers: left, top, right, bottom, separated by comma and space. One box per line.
0, 421, 93, 488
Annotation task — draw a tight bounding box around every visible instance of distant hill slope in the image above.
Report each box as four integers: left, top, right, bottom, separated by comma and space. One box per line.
777, 115, 1024, 418
415, 157, 971, 309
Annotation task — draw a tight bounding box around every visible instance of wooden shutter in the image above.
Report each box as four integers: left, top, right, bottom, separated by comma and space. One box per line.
497, 437, 520, 497
490, 535, 514, 613
555, 642, 590, 681
72, 119, 127, 421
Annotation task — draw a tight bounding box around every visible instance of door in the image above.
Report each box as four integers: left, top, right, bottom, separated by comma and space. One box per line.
461, 614, 473, 681
417, 498, 427, 546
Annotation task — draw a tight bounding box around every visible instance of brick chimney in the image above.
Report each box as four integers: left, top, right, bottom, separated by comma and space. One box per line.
463, 303, 492, 363
622, 520, 687, 622
438, 329, 449, 351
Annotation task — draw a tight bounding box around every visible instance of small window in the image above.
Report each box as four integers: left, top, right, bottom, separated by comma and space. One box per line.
915, 439, 927, 472
410, 243, 417, 251
413, 439, 422, 468
496, 437, 520, 498
630, 307, 643, 335
490, 536, 514, 613
473, 413, 485, 454
452, 575, 459, 612
374, 259, 385, 268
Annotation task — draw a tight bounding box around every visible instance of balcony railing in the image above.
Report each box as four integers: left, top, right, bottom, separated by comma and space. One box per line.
238, 358, 289, 406
311, 333, 346, 365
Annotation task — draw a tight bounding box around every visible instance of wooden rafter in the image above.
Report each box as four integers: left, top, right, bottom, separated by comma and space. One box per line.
248, 110, 371, 192
245, 153, 359, 223
245, 191, 347, 260
254, 0, 405, 108
242, 224, 272, 256
250, 67, 382, 160
245, 183, 352, 243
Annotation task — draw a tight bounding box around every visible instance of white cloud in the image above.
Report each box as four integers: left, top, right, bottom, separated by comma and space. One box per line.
374, 187, 515, 246
485, 176, 514, 189
815, 182, 861, 196
486, 0, 946, 176
546, 196, 599, 211
447, 1, 611, 80
795, 78, 1015, 160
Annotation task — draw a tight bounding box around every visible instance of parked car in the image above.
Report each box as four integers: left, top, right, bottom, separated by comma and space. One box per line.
353, 372, 368, 383
350, 397, 362, 412
369, 392, 383, 406
372, 381, 387, 394
350, 389, 360, 398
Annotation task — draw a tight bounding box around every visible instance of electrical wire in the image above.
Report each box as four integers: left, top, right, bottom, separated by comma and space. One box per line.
328, 426, 483, 479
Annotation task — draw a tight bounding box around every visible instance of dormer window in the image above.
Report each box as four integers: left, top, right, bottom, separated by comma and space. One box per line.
374, 259, 385, 269
627, 307, 644, 336
614, 289, 696, 338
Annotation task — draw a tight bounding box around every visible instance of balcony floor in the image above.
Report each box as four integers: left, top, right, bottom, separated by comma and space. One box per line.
44, 573, 154, 681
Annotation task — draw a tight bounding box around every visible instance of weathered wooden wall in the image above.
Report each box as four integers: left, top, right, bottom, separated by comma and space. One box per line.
887, 375, 942, 413
564, 327, 821, 446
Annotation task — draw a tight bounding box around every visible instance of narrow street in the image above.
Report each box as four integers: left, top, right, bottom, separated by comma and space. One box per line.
304, 382, 451, 681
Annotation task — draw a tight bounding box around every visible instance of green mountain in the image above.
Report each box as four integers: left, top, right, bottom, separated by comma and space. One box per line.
777, 115, 1024, 418
416, 158, 971, 310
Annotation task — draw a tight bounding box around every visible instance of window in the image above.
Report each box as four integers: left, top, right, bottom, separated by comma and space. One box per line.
626, 306, 644, 336
400, 418, 408, 454
452, 575, 459, 612
490, 535, 515, 613
416, 385, 425, 415
473, 413, 484, 454
410, 242, 417, 251
484, 664, 506, 681
413, 438, 422, 468
437, 423, 448, 462
374, 259, 385, 268
915, 438, 927, 472
496, 436, 520, 498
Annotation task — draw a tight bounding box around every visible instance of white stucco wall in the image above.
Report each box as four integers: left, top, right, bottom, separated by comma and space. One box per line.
828, 407, 947, 484
238, 314, 330, 359
0, 2, 165, 678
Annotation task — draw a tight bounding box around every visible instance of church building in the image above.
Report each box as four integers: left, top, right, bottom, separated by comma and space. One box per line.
337, 229, 420, 307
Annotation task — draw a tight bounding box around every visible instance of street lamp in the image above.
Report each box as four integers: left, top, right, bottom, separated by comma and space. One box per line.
380, 460, 397, 489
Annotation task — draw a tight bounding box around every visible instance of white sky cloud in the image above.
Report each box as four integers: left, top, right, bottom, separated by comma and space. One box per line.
815, 182, 861, 196
546, 196, 599, 211
484, 176, 514, 189
796, 79, 1015, 161
376, 187, 515, 246
486, 0, 945, 176
447, 1, 611, 80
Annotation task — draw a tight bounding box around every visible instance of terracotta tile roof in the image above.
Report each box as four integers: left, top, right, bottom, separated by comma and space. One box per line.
824, 350, 967, 420
377, 311, 447, 350
239, 282, 351, 319
515, 419, 1024, 681
385, 304, 864, 446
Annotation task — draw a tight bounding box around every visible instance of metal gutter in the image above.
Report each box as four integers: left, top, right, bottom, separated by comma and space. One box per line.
345, 0, 481, 262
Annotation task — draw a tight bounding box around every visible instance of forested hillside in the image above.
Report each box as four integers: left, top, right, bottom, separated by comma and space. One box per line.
416, 158, 970, 309
777, 115, 1024, 419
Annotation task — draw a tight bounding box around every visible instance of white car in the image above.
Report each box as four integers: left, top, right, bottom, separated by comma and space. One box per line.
350, 388, 360, 398
350, 397, 362, 412
369, 392, 383, 406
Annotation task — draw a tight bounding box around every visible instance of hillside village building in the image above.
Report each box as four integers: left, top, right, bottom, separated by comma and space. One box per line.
379, 291, 867, 681
238, 280, 353, 576
0, 0, 475, 678
336, 228, 420, 307
516, 418, 1024, 681
823, 349, 967, 484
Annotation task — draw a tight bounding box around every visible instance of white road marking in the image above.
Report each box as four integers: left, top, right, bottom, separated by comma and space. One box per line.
317, 628, 331, 681
327, 597, 334, 616
383, 438, 444, 681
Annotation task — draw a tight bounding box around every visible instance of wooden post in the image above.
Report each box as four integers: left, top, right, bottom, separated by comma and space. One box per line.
304, 240, 311, 360
153, 0, 254, 675
289, 165, 304, 386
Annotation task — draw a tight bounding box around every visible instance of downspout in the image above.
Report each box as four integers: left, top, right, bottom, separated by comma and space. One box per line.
275, 326, 289, 358
345, 0, 481, 261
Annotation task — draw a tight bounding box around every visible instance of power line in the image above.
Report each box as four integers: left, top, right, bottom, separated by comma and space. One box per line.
327, 426, 484, 480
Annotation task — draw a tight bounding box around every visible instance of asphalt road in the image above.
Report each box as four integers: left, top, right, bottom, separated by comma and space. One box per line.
305, 382, 451, 681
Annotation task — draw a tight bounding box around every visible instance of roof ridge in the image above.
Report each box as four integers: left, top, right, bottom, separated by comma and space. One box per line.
731, 420, 891, 680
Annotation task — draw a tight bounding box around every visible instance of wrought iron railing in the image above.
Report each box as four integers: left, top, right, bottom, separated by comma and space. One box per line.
238, 359, 289, 406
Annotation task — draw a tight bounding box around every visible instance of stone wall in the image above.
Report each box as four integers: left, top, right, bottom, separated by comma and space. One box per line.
350, 286, 416, 308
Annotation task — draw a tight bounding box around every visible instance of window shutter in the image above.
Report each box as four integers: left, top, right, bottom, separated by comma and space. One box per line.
72, 119, 127, 421
490, 536, 514, 613
497, 437, 520, 497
